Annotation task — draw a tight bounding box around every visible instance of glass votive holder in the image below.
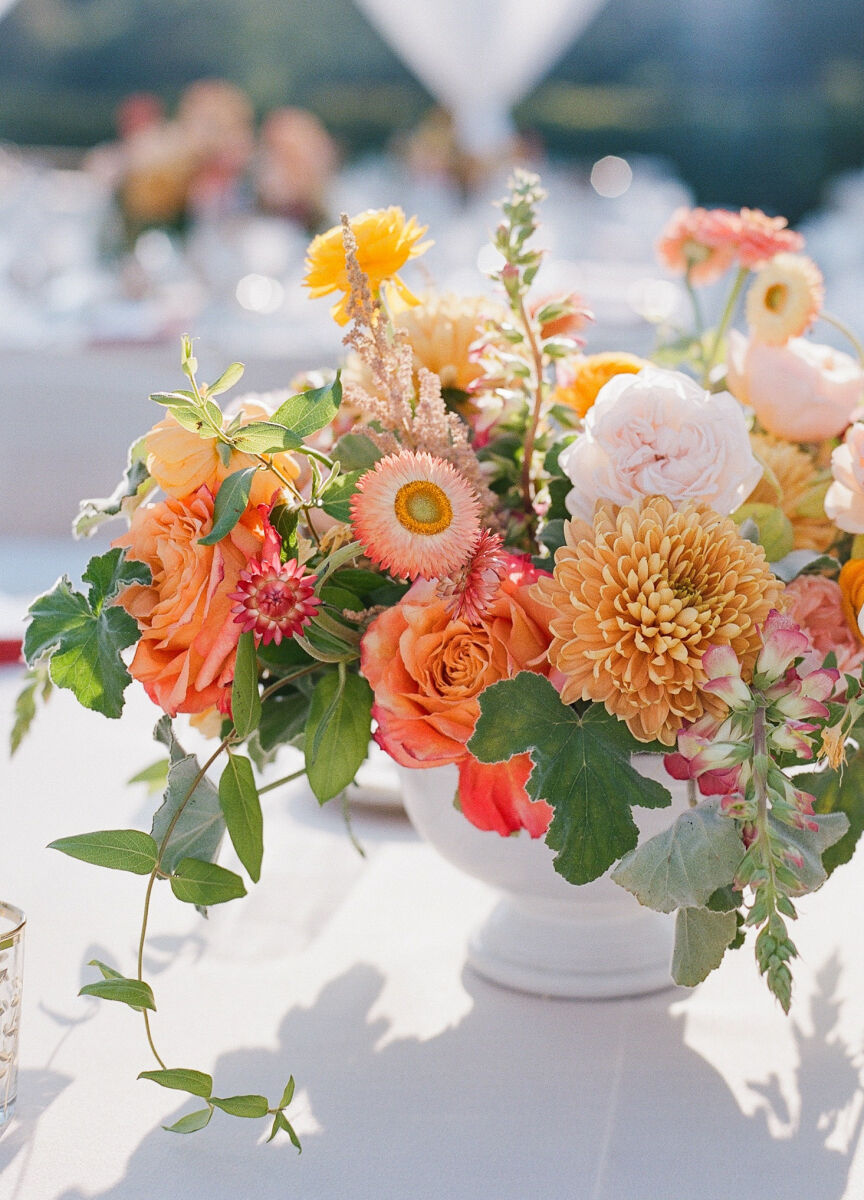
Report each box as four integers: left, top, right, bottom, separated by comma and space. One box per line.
0, 902, 25, 1133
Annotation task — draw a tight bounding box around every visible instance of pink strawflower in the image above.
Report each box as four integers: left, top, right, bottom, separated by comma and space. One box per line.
656, 206, 736, 286
734, 208, 804, 269
351, 450, 480, 581
436, 529, 508, 624
230, 513, 320, 645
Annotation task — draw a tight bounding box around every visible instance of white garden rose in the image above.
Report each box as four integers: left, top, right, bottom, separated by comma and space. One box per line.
558, 366, 763, 522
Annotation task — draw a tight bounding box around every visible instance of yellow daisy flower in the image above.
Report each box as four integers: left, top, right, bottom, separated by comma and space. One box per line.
745, 253, 823, 346
303, 206, 431, 325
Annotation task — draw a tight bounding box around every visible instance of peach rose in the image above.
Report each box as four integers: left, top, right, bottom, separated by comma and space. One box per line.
146, 399, 301, 508
113, 486, 262, 716
784, 574, 864, 675
826, 423, 864, 533
361, 560, 555, 837
727, 331, 863, 442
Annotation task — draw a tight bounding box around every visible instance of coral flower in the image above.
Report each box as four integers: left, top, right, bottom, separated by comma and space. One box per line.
734, 208, 804, 268
784, 574, 864, 674
351, 450, 480, 580
435, 529, 508, 623
656, 207, 737, 285
745, 254, 823, 345
838, 559, 864, 644
551, 351, 649, 419
230, 513, 320, 645
533, 497, 783, 745
303, 207, 431, 325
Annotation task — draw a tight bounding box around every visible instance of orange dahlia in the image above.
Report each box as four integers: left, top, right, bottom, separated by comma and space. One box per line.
303, 206, 431, 325
533, 496, 783, 744
747, 433, 835, 552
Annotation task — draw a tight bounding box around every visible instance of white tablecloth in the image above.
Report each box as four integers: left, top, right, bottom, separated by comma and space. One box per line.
2, 670, 864, 1199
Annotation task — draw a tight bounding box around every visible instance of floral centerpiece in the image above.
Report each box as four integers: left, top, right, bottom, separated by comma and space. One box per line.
13, 172, 864, 1144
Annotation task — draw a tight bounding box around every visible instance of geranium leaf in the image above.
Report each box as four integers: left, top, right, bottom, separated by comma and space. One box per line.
218, 753, 263, 883
611, 799, 745, 913
48, 829, 158, 874
671, 907, 738, 986
170, 857, 247, 906
151, 718, 226, 875
271, 376, 342, 439
304, 670, 373, 803
231, 631, 261, 740
468, 673, 671, 884
22, 550, 150, 717
198, 468, 257, 546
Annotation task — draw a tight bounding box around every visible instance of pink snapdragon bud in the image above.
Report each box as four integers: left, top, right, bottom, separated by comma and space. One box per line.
753, 610, 811, 685
769, 720, 818, 757
701, 644, 752, 710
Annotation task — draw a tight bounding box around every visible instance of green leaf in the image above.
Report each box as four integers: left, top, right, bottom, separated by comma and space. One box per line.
74, 435, 156, 537
258, 689, 309, 753
151, 719, 226, 875
170, 857, 247, 906
163, 1107, 213, 1134
768, 810, 849, 893
79, 975, 156, 1011
732, 502, 794, 563
150, 391, 208, 434
231, 631, 261, 740
9, 665, 51, 756
139, 1068, 213, 1098
210, 1094, 269, 1118
769, 550, 840, 584
23, 550, 151, 717
319, 470, 362, 523
537, 519, 566, 556
797, 755, 864, 875
48, 829, 158, 874
611, 800, 745, 913
671, 907, 739, 987
278, 1076, 296, 1110
304, 670, 373, 802
207, 361, 245, 396
198, 468, 257, 545
128, 758, 171, 795
219, 753, 263, 882
267, 1109, 302, 1148
468, 673, 671, 884
331, 432, 381, 471
88, 958, 125, 981
271, 376, 342, 439
231, 421, 302, 455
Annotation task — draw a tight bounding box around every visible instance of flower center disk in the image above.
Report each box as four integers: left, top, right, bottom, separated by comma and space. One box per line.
394, 480, 453, 536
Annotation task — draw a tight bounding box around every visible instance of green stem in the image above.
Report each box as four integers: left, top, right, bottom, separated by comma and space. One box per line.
819, 310, 864, 367
752, 705, 778, 903
258, 768, 307, 795
260, 664, 320, 702
517, 294, 547, 521
684, 271, 705, 338
702, 266, 749, 387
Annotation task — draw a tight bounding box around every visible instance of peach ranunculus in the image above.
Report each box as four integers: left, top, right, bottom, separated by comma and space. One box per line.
825, 423, 864, 533
360, 559, 555, 837
113, 486, 262, 716
558, 366, 762, 523
726, 331, 863, 443
783, 574, 864, 675
145, 399, 301, 508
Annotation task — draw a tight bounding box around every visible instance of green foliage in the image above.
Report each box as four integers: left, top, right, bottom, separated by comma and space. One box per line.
128, 758, 171, 796
319, 470, 363, 522
9, 664, 52, 755
796, 754, 864, 875
231, 632, 262, 740
80, 972, 156, 1012
612, 800, 745, 913
170, 857, 247, 906
271, 376, 342, 438
231, 422, 302, 454
23, 549, 150, 717
331, 433, 382, 471
151, 718, 226, 874
163, 1108, 213, 1134
755, 914, 797, 1014
257, 689, 309, 754
671, 907, 739, 987
48, 829, 158, 875
304, 669, 374, 802
206, 361, 245, 397
198, 468, 258, 545
139, 1068, 213, 1098
767, 810, 849, 892
74, 435, 156, 538
219, 753, 264, 883
468, 673, 671, 884
769, 550, 840, 584
210, 1094, 269, 1118
732, 502, 795, 563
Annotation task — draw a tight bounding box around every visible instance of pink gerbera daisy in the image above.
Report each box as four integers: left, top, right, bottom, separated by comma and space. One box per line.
230, 515, 320, 644
351, 450, 480, 581
436, 529, 508, 623
734, 208, 804, 268
656, 206, 736, 285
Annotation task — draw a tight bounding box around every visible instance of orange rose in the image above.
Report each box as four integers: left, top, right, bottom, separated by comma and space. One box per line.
361, 560, 555, 836
146, 401, 301, 507
553, 352, 647, 419
838, 559, 864, 645
113, 486, 262, 716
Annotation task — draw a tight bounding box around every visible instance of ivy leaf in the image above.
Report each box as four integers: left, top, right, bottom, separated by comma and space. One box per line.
611, 800, 745, 913
468, 673, 671, 884
79, 975, 156, 1011
138, 1068, 213, 1099
304, 671, 373, 803
210, 1094, 269, 1118
23, 550, 151, 717
271, 376, 342, 439
151, 718, 226, 875
768, 810, 849, 892
319, 470, 362, 522
231, 422, 302, 455
74, 435, 156, 538
170, 858, 247, 906
218, 753, 263, 883
231, 631, 261, 740
198, 468, 257, 546
48, 829, 158, 875
796, 755, 864, 875
671, 907, 739, 987
163, 1107, 213, 1134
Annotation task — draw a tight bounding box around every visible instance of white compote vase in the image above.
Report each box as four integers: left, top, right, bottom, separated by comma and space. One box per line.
398, 755, 689, 999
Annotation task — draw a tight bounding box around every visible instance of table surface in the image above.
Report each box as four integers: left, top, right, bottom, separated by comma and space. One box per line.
2, 667, 864, 1200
